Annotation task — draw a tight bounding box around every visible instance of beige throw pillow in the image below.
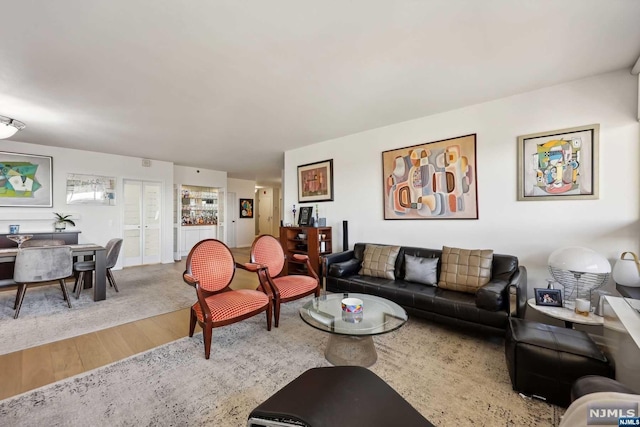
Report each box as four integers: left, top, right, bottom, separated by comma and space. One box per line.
359, 244, 401, 279
438, 246, 493, 294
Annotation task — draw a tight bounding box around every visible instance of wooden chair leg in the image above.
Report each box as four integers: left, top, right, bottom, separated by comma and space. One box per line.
14, 284, 27, 319
107, 269, 119, 292
13, 284, 24, 309
189, 308, 197, 337
203, 322, 213, 360
266, 303, 272, 331
75, 272, 85, 299
274, 300, 281, 328
59, 279, 72, 308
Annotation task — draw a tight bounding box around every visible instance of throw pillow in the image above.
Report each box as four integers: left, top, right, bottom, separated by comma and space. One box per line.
438, 246, 493, 294
359, 244, 401, 279
404, 254, 438, 286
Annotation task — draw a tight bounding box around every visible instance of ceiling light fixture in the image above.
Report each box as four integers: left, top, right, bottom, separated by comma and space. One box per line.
0, 115, 26, 139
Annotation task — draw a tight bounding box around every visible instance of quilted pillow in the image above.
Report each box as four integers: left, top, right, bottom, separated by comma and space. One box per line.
359, 244, 401, 279
404, 254, 438, 286
438, 246, 493, 294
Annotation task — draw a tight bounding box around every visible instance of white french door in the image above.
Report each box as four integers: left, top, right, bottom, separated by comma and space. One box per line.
123, 180, 162, 266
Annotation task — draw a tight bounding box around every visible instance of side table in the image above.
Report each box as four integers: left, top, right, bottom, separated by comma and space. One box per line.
527, 298, 603, 328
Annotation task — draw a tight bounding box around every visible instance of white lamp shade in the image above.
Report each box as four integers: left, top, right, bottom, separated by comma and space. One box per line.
548, 246, 611, 274
0, 123, 19, 139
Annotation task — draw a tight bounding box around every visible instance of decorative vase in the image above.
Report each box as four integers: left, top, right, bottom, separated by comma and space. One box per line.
612, 252, 640, 287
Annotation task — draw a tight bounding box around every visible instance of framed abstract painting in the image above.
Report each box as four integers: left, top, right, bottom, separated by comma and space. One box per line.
0, 151, 53, 207
517, 124, 599, 201
297, 159, 334, 203
239, 198, 254, 218
382, 134, 478, 220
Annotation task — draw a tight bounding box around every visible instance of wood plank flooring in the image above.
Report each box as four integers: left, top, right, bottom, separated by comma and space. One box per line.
0, 247, 258, 401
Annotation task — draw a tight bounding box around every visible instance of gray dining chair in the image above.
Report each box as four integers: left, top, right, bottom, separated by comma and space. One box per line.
13, 246, 74, 319
73, 238, 123, 299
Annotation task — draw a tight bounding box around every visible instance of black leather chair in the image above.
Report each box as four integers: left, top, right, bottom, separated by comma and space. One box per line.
571, 375, 637, 401
505, 317, 613, 407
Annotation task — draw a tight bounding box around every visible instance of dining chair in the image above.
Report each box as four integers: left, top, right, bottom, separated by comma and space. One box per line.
73, 238, 123, 298
183, 239, 273, 359
13, 246, 73, 319
250, 234, 320, 327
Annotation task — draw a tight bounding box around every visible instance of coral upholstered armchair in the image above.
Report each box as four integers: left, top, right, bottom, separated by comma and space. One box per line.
250, 234, 320, 327
183, 239, 272, 359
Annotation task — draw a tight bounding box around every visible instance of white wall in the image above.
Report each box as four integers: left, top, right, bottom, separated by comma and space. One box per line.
228, 178, 256, 247
0, 140, 175, 266
284, 69, 640, 296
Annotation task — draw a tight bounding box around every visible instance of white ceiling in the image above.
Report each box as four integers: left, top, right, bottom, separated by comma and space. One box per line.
2, 1, 640, 185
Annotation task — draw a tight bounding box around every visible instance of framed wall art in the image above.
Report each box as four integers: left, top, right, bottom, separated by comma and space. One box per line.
297, 159, 334, 203
66, 173, 116, 205
517, 124, 599, 201
239, 198, 254, 218
382, 134, 478, 220
0, 151, 53, 207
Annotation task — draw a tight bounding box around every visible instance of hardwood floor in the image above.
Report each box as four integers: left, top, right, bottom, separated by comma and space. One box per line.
0, 247, 258, 401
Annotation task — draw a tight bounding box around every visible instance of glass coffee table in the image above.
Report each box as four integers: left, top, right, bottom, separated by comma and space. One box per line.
299, 293, 408, 367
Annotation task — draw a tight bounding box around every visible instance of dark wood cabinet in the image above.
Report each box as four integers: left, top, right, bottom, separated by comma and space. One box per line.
279, 226, 332, 278
0, 231, 81, 280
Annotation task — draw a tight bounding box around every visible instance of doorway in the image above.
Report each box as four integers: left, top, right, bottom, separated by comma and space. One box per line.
122, 180, 162, 266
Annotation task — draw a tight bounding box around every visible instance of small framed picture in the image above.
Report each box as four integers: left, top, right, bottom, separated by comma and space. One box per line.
534, 288, 563, 307
239, 198, 253, 218
298, 206, 313, 226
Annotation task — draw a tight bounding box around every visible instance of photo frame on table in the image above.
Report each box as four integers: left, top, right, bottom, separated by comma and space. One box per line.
382, 134, 478, 220
517, 124, 599, 201
298, 206, 313, 226
297, 159, 334, 203
239, 198, 254, 218
534, 288, 563, 307
0, 151, 53, 207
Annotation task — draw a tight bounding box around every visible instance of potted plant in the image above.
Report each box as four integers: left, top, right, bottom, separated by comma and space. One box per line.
54, 213, 75, 232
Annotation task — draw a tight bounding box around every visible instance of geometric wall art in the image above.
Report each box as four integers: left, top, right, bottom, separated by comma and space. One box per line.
517, 124, 599, 201
297, 159, 334, 203
382, 134, 478, 220
0, 151, 53, 207
239, 198, 254, 218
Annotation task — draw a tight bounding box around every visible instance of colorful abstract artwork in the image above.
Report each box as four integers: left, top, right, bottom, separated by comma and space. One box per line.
239, 198, 253, 218
517, 124, 599, 201
0, 152, 53, 207
382, 134, 478, 220
297, 159, 334, 203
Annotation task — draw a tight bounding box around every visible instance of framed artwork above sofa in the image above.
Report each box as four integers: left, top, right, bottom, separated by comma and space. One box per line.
382, 134, 478, 220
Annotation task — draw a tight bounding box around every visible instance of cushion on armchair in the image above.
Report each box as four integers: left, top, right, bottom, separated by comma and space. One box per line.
438, 246, 493, 294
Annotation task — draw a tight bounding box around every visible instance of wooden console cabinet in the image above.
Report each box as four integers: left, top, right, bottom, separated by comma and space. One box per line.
279, 226, 332, 279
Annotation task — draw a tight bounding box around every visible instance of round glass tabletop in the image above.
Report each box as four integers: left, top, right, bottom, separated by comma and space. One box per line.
299, 293, 408, 336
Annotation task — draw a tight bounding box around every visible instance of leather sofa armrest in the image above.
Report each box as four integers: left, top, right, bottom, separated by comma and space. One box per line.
476, 280, 509, 312
510, 266, 528, 318
324, 250, 355, 266
327, 258, 362, 278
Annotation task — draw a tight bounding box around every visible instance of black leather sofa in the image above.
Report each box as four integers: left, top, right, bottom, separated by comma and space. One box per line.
324, 243, 526, 333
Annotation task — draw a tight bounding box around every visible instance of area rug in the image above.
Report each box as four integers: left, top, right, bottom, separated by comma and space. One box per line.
0, 261, 193, 355
0, 299, 564, 426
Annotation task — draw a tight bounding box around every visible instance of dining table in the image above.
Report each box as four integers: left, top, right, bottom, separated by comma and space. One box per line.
0, 243, 107, 301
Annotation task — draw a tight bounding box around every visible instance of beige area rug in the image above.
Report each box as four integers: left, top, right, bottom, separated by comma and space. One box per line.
0, 299, 564, 426
0, 261, 193, 355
